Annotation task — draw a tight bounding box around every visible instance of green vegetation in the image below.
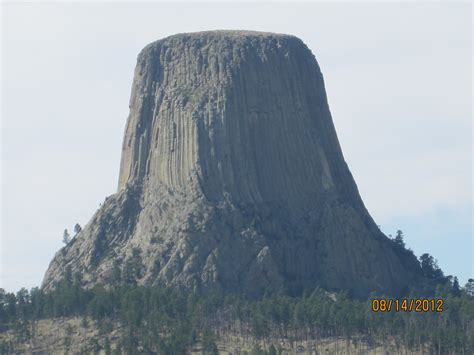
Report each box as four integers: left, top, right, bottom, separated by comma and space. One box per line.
62, 229, 71, 245
1, 274, 473, 353
74, 223, 82, 235
1, 231, 473, 353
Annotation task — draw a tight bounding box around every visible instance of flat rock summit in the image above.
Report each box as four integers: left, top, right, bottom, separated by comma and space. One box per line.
43, 31, 421, 298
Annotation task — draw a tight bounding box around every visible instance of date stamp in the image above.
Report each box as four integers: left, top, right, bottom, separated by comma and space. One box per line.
371, 299, 444, 313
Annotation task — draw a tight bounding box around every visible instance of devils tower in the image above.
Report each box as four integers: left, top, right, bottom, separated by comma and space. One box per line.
43, 31, 421, 298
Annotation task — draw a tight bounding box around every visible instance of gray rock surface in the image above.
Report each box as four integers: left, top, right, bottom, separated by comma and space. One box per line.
42, 31, 421, 298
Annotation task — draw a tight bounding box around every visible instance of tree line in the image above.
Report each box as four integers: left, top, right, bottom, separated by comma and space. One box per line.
1, 271, 473, 354
1, 230, 473, 354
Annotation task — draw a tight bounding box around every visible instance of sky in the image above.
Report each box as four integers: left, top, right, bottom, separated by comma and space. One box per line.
1, 2, 472, 292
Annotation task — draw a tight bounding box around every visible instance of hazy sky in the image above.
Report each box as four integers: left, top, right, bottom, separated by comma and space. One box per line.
1, 2, 472, 292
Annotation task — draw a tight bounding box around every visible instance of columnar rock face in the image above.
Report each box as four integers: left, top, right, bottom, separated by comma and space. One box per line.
43, 31, 421, 298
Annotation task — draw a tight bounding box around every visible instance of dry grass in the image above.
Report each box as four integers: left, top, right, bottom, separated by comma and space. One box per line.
1, 318, 419, 354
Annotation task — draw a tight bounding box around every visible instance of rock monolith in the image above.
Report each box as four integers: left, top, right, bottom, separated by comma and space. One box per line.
43, 31, 421, 298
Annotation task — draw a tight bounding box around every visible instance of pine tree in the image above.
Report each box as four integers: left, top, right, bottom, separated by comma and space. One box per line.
452, 277, 461, 296
419, 253, 446, 288
63, 323, 74, 352
201, 326, 218, 355
104, 337, 111, 355
74, 223, 82, 235
268, 344, 278, 355
394, 230, 405, 249
111, 261, 122, 287
62, 229, 71, 245
465, 278, 474, 296
81, 315, 88, 328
